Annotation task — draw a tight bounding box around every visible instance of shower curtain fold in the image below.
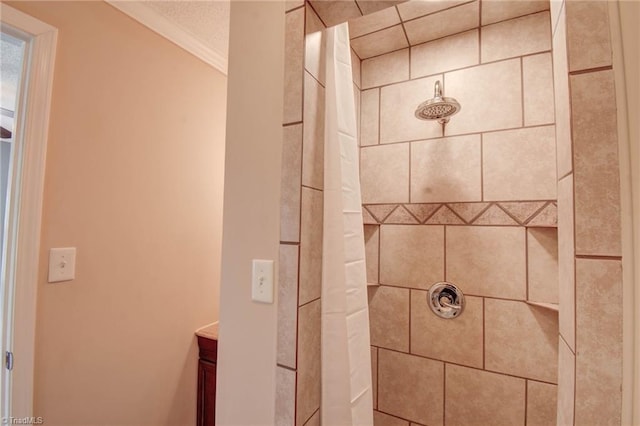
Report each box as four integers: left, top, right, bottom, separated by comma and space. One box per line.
321, 23, 374, 426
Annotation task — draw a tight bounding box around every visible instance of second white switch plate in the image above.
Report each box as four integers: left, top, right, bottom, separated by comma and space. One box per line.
251, 259, 274, 304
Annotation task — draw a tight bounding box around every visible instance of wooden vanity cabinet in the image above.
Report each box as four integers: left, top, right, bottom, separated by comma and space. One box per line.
197, 335, 218, 426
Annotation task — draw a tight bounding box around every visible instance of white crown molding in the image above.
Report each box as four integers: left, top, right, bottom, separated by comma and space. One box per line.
106, 1, 228, 75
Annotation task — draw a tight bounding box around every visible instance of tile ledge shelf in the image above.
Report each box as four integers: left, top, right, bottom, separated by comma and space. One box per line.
525, 301, 559, 312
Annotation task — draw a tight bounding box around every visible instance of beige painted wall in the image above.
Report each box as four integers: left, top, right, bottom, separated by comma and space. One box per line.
5, 2, 226, 424
216, 1, 284, 425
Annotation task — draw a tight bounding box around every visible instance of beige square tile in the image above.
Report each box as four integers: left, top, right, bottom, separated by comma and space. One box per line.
299, 188, 323, 305
411, 135, 482, 203
557, 338, 575, 426
444, 59, 522, 136
379, 75, 443, 143
283, 8, 304, 124
575, 259, 623, 426
481, 11, 551, 63
445, 364, 526, 426
485, 299, 558, 383
351, 48, 362, 88
361, 88, 379, 146
305, 33, 326, 88
411, 291, 483, 367
308, 0, 362, 28
571, 70, 621, 256
565, 0, 612, 72
378, 349, 444, 425
275, 366, 296, 426
368, 285, 409, 351
306, 3, 325, 34
447, 226, 526, 299
362, 48, 409, 89
354, 83, 361, 144
380, 225, 445, 289
404, 1, 479, 45
304, 410, 319, 426
482, 0, 549, 25
527, 227, 559, 304
557, 174, 575, 350
361, 144, 409, 204
553, 2, 572, 178
286, 0, 304, 12
296, 299, 321, 425
356, 1, 405, 15
523, 52, 555, 126
527, 381, 557, 426
364, 225, 380, 284
411, 30, 479, 79
277, 245, 299, 368
373, 411, 408, 426
281, 124, 302, 242
351, 25, 408, 59
302, 72, 325, 190
550, 0, 563, 32
349, 6, 401, 38
483, 126, 557, 201
371, 347, 378, 409
397, 0, 472, 21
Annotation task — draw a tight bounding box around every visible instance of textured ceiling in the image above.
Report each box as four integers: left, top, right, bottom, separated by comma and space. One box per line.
144, 0, 230, 58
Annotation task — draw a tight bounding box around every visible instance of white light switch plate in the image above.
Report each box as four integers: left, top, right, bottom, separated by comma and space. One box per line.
48, 247, 76, 283
251, 259, 274, 304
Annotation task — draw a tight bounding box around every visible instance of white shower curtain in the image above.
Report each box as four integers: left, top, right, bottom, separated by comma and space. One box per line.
321, 23, 374, 426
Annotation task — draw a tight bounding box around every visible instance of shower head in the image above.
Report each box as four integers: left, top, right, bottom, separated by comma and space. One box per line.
414, 80, 461, 124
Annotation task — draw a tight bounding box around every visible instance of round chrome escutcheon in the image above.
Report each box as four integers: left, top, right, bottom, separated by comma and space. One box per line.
428, 281, 465, 319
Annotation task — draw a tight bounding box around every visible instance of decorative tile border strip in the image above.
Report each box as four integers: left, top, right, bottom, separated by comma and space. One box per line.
363, 201, 557, 227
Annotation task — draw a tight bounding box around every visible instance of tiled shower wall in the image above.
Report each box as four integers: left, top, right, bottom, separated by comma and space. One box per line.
359, 4, 560, 425
552, 1, 624, 425
276, 3, 362, 425
277, 1, 626, 426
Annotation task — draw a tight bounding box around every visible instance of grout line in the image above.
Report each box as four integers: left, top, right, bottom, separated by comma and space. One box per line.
280, 241, 301, 246
525, 228, 530, 301
443, 226, 448, 280
480, 133, 484, 202
362, 199, 557, 206
377, 222, 381, 285
559, 333, 575, 356
283, 120, 304, 127
286, 4, 305, 14
362, 50, 552, 90
302, 407, 320, 426
443, 362, 447, 426
378, 345, 559, 385
521, 56, 526, 127
353, 0, 364, 17
301, 184, 323, 192
408, 289, 412, 354
357, 122, 556, 147
298, 295, 321, 308
575, 254, 623, 261
568, 65, 613, 75
524, 379, 529, 426
305, 1, 327, 29
476, 0, 482, 72
558, 169, 573, 182
375, 409, 428, 426
375, 346, 380, 409
408, 142, 412, 202
376, 87, 381, 145
523, 201, 552, 226
276, 363, 297, 372
482, 297, 486, 369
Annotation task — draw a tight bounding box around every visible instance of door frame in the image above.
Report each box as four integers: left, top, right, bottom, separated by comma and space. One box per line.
0, 4, 57, 417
